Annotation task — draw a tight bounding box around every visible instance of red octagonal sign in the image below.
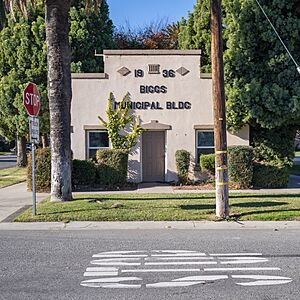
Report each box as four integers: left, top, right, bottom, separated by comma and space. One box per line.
23, 82, 40, 117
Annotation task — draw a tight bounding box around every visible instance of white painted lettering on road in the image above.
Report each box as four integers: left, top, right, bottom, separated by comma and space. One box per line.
80, 250, 293, 289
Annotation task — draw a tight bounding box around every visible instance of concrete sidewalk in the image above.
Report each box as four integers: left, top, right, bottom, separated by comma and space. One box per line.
0, 182, 48, 222
0, 220, 300, 230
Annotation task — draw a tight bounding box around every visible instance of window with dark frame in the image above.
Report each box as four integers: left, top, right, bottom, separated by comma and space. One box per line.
86, 130, 109, 159
196, 130, 215, 163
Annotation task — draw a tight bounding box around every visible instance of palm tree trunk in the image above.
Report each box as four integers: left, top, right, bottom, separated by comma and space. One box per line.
16, 136, 27, 167
45, 0, 72, 201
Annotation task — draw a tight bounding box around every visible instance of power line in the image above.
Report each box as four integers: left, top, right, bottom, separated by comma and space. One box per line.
254, 0, 300, 74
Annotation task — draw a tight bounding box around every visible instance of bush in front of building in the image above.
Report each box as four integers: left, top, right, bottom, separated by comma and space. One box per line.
175, 150, 190, 184
27, 147, 51, 192
72, 159, 96, 188
252, 162, 289, 188
228, 146, 253, 189
96, 149, 129, 186
200, 154, 215, 175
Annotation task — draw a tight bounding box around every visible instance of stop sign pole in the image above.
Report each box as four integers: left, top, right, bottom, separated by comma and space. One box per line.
23, 82, 41, 216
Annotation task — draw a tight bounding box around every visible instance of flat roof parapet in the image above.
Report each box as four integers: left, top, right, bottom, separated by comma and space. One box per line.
103, 50, 201, 56
71, 73, 108, 79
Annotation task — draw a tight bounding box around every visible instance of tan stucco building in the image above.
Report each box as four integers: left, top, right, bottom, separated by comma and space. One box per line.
71, 50, 249, 182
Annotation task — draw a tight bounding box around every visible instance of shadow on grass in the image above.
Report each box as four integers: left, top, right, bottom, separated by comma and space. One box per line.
230, 194, 300, 199
231, 201, 288, 208
179, 204, 215, 210
231, 208, 300, 219
72, 195, 216, 202
180, 201, 288, 211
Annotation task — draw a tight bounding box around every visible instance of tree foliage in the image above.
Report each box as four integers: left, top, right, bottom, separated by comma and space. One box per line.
179, 0, 213, 72
0, 4, 48, 142
98, 93, 144, 151
0, 0, 114, 143
69, 0, 114, 72
114, 20, 180, 50
224, 0, 300, 131
179, 0, 300, 131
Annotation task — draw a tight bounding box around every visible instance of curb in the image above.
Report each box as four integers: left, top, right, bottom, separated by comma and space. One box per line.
1, 221, 300, 231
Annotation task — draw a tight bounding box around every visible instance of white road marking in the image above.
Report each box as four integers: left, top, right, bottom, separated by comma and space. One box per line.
210, 253, 262, 256
91, 261, 141, 266
145, 257, 214, 261
232, 275, 293, 286
99, 251, 145, 254
122, 269, 201, 273
81, 277, 142, 283
90, 258, 141, 262
232, 275, 292, 280
81, 283, 141, 289
84, 272, 118, 276
81, 250, 293, 289
204, 267, 280, 272
92, 254, 147, 258
218, 257, 268, 260
86, 267, 118, 271
145, 261, 217, 266
146, 281, 204, 288
235, 280, 293, 286
151, 253, 206, 257
220, 259, 268, 264
173, 275, 228, 281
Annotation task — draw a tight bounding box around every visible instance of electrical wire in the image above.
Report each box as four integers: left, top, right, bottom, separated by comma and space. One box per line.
254, 0, 300, 74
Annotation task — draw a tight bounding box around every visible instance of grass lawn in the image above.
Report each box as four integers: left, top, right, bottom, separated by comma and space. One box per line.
0, 152, 12, 155
0, 167, 27, 189
295, 152, 300, 156
15, 193, 300, 222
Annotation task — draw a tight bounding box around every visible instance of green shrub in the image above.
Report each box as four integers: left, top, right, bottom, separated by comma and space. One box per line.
200, 154, 215, 175
175, 150, 190, 183
252, 162, 289, 188
251, 125, 297, 167
27, 147, 51, 192
72, 159, 96, 188
228, 146, 253, 189
96, 149, 129, 186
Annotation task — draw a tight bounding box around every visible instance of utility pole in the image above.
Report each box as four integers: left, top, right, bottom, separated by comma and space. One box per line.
211, 0, 229, 218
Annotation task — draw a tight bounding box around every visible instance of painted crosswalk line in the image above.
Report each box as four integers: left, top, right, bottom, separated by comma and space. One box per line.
80, 250, 293, 289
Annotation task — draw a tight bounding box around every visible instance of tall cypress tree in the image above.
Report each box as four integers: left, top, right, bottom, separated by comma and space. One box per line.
179, 0, 300, 166
0, 0, 114, 166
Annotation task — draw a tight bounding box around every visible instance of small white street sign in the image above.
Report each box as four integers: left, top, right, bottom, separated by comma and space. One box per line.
29, 116, 39, 144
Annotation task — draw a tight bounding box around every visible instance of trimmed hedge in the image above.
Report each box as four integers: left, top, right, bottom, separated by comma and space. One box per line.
175, 150, 190, 183
228, 146, 253, 189
27, 147, 51, 192
200, 154, 215, 175
96, 149, 129, 186
252, 163, 289, 188
72, 159, 96, 188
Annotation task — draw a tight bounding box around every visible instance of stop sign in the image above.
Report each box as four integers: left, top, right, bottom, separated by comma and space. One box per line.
23, 82, 40, 117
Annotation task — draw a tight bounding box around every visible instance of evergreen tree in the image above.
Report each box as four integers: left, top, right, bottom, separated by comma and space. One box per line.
0, 0, 114, 173
179, 0, 223, 72
179, 0, 300, 166
0, 5, 48, 166
69, 0, 114, 72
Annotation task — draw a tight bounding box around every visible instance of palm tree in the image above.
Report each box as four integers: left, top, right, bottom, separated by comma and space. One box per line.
3, 0, 102, 201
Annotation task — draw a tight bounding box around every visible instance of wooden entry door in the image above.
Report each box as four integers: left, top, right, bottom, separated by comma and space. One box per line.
142, 131, 165, 182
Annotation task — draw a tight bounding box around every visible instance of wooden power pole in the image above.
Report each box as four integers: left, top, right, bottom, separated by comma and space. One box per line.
211, 0, 229, 218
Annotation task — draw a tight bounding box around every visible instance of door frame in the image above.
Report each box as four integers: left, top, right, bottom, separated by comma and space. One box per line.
141, 130, 167, 182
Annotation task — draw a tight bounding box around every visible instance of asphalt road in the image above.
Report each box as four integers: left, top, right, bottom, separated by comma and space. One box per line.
0, 154, 16, 170
0, 229, 299, 300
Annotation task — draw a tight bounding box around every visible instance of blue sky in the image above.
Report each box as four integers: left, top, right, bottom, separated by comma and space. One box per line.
106, 0, 196, 29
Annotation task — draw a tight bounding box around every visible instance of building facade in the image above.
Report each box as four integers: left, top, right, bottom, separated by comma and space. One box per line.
71, 50, 249, 182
